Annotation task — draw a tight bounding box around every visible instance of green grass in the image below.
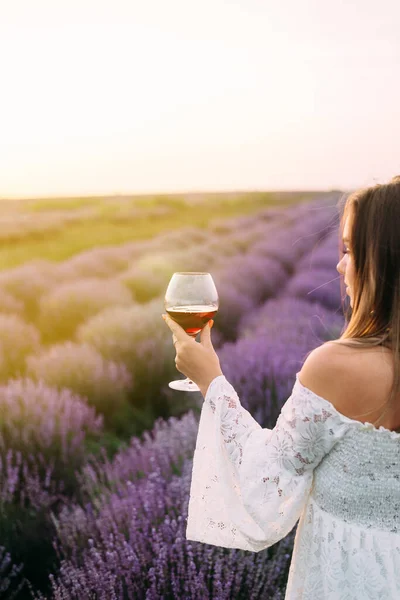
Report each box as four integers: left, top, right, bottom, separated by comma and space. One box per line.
21, 196, 110, 212
0, 191, 323, 270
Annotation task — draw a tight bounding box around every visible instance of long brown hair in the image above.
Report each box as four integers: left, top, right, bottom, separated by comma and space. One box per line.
328, 175, 400, 427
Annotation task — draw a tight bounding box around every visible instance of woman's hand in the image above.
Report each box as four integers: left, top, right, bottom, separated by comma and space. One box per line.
162, 314, 224, 397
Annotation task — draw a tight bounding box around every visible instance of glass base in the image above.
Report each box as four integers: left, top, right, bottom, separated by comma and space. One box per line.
168, 377, 200, 392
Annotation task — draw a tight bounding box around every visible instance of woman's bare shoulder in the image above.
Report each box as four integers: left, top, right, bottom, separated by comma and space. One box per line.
298, 341, 392, 420
298, 342, 351, 400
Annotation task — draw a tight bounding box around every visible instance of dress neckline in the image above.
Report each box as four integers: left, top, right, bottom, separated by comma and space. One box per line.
295, 372, 400, 441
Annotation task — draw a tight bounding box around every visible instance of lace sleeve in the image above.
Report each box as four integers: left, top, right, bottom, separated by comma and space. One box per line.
186, 372, 351, 552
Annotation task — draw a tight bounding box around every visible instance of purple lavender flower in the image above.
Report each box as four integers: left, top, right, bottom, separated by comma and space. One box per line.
76, 298, 177, 412
209, 279, 256, 341
283, 267, 342, 311
41, 449, 293, 599
0, 377, 103, 470
221, 297, 344, 426
0, 449, 70, 596
0, 544, 26, 599
0, 379, 103, 595
26, 342, 132, 419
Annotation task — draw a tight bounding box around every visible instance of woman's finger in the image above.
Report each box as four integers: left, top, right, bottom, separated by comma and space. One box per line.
162, 314, 187, 341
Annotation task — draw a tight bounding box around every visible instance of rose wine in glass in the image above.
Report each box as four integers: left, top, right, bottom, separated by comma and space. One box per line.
164, 272, 219, 392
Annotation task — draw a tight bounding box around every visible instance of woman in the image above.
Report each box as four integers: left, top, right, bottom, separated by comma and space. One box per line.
162, 175, 400, 599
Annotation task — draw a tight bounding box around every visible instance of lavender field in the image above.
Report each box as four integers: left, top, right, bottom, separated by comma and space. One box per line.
0, 191, 349, 599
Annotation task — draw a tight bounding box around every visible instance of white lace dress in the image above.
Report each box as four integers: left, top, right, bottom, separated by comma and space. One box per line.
186, 372, 400, 599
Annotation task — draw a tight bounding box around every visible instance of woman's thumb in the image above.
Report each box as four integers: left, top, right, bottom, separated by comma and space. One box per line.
200, 320, 214, 347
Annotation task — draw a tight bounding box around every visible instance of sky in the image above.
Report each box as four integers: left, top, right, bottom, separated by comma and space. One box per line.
0, 0, 399, 198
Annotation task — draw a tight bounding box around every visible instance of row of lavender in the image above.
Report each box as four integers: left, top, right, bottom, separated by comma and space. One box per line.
0, 194, 340, 436
0, 197, 173, 243
0, 193, 347, 597
32, 302, 342, 600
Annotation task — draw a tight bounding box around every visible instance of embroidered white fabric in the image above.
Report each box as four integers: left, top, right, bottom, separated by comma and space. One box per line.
186, 372, 400, 599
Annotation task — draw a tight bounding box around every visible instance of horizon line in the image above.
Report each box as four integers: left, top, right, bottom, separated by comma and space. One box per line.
0, 187, 349, 202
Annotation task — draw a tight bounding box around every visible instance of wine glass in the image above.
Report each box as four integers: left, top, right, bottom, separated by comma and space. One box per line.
164, 272, 219, 391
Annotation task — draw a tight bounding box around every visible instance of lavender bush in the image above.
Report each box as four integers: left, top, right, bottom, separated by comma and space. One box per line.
208, 279, 256, 342
36, 293, 342, 598
208, 217, 237, 235
221, 225, 269, 253
0, 289, 25, 317
77, 410, 199, 500
118, 245, 217, 304
135, 251, 187, 280
297, 234, 342, 271
0, 449, 69, 595
250, 235, 300, 273
207, 238, 242, 258
0, 545, 26, 600
0, 314, 41, 382
185, 245, 219, 271
221, 297, 345, 426
75, 298, 188, 429
0, 261, 57, 320
248, 201, 336, 274
238, 296, 344, 343
118, 265, 167, 303
209, 254, 287, 343
151, 226, 210, 252
26, 342, 132, 427
37, 278, 133, 342
282, 267, 343, 311
0, 378, 103, 485
216, 254, 288, 305
50, 240, 151, 285
39, 426, 294, 599
0, 194, 348, 599
0, 207, 100, 243
0, 380, 105, 596
53, 246, 132, 280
